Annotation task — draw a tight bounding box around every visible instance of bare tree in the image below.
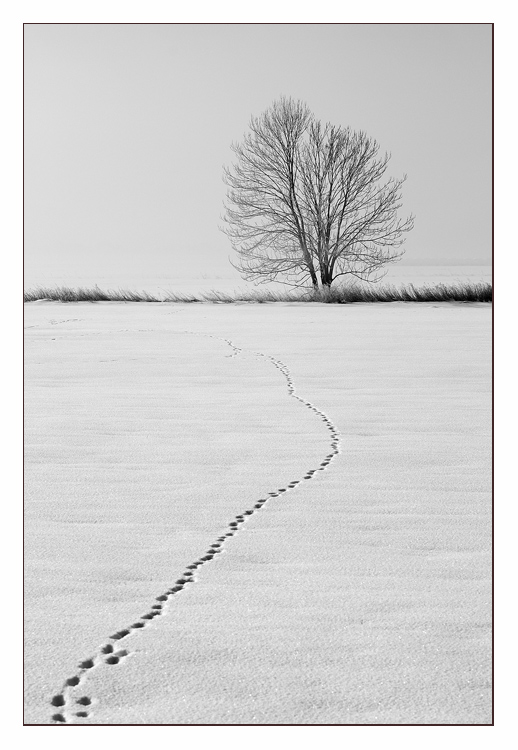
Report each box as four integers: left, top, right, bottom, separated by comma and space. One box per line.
222, 97, 414, 289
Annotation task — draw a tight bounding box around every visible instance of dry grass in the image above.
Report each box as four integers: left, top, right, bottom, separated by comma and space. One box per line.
24, 282, 492, 304
23, 285, 161, 303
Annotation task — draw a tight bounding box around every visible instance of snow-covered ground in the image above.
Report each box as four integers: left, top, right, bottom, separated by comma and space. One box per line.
24, 301, 492, 724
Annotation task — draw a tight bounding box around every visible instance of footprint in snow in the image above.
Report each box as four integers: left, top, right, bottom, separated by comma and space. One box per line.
48, 333, 341, 724
105, 649, 129, 665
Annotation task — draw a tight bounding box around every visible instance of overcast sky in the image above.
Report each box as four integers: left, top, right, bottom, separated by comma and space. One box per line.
24, 23, 492, 282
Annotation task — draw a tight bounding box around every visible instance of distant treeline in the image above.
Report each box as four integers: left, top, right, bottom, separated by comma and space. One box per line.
24, 282, 492, 304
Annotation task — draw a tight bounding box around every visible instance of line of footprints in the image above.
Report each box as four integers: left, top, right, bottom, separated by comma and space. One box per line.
50, 336, 341, 723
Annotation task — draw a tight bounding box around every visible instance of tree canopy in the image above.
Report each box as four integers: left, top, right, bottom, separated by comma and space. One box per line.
222, 97, 414, 289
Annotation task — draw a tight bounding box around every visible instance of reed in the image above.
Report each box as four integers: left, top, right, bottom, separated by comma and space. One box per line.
24, 282, 492, 304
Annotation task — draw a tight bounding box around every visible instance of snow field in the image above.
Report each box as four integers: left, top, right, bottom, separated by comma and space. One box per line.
24, 302, 491, 724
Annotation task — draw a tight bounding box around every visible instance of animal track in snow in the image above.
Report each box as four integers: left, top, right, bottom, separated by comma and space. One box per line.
79, 659, 95, 670
24, 317, 83, 335
105, 650, 129, 665
48, 333, 341, 723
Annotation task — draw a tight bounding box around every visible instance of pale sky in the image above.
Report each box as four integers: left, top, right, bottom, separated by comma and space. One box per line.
24, 23, 492, 282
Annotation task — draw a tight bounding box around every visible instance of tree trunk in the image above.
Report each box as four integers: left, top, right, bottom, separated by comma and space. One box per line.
320, 264, 333, 288
306, 262, 319, 289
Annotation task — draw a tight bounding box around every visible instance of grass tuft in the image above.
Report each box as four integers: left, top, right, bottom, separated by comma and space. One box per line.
24, 282, 492, 304
23, 285, 160, 303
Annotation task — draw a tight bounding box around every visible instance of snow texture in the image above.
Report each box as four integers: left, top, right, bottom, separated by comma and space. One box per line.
24, 302, 492, 724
